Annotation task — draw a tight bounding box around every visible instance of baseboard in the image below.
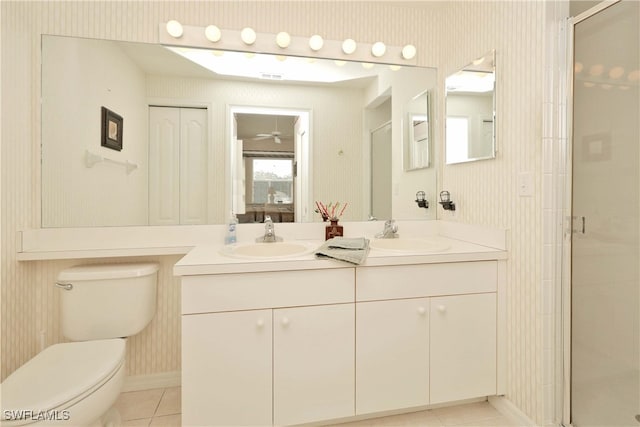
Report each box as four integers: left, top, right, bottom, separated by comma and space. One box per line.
489, 396, 537, 426
318, 397, 487, 426
122, 371, 181, 392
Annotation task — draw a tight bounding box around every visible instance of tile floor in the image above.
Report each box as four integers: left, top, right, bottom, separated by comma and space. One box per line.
112, 387, 181, 427
113, 387, 520, 426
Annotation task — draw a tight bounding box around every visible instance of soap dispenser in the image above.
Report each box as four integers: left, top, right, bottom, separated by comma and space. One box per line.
225, 212, 238, 244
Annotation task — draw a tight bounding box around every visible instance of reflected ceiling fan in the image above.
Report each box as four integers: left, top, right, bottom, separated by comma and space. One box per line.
253, 117, 289, 144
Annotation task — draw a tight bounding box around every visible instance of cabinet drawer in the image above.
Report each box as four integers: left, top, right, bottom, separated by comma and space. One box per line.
182, 268, 354, 314
356, 261, 496, 301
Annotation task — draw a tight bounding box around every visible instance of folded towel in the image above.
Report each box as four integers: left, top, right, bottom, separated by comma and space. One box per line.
327, 237, 369, 250
315, 237, 370, 265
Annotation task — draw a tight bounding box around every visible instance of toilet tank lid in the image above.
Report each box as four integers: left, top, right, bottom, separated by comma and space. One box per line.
57, 262, 159, 281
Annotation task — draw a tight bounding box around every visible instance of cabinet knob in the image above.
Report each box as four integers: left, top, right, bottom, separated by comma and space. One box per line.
437, 305, 446, 313
417, 306, 426, 315
256, 319, 265, 328
281, 317, 290, 327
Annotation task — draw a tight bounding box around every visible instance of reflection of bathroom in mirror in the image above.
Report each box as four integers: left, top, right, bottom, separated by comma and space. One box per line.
445, 50, 495, 164
404, 91, 430, 170
40, 35, 437, 227
231, 109, 307, 224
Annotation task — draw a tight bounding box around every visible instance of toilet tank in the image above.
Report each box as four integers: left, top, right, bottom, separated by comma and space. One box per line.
57, 262, 159, 341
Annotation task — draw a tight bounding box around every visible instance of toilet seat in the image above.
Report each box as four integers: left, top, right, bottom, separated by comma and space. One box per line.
1, 339, 125, 425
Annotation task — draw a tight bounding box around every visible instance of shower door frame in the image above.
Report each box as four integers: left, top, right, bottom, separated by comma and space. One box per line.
562, 1, 631, 425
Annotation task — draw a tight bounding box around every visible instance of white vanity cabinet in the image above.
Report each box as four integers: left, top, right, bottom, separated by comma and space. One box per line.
182, 309, 273, 426
430, 293, 496, 404
177, 247, 506, 426
180, 268, 355, 427
273, 304, 354, 426
355, 261, 498, 414
356, 298, 430, 414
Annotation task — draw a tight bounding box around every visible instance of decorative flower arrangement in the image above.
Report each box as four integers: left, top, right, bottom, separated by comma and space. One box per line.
314, 201, 348, 222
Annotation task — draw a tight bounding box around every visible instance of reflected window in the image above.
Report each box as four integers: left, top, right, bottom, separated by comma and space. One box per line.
445, 116, 469, 164
249, 158, 293, 204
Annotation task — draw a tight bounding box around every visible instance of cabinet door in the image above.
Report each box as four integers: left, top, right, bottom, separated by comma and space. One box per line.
179, 108, 208, 224
149, 107, 180, 225
430, 293, 497, 404
273, 304, 355, 426
356, 298, 430, 414
182, 310, 272, 426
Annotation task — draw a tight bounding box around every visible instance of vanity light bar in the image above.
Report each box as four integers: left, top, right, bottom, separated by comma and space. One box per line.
159, 22, 417, 65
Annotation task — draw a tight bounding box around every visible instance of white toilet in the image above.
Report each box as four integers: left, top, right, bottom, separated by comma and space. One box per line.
0, 262, 159, 426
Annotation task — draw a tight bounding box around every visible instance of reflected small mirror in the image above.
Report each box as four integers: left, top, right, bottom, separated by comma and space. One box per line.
445, 50, 495, 164
404, 91, 430, 170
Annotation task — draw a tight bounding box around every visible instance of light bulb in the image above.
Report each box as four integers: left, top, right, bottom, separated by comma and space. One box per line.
276, 32, 291, 48
589, 64, 604, 76
609, 66, 625, 79
309, 34, 324, 51
241, 27, 257, 45
166, 20, 183, 38
342, 39, 357, 55
402, 44, 417, 60
205, 25, 221, 42
371, 42, 386, 57
361, 62, 374, 69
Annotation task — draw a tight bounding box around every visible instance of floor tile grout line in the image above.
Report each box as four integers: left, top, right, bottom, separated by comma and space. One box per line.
152, 388, 167, 418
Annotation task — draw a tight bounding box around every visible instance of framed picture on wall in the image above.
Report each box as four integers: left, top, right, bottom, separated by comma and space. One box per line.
101, 106, 123, 151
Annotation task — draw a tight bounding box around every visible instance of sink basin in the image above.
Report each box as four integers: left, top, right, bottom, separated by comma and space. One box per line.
221, 241, 316, 259
369, 238, 451, 253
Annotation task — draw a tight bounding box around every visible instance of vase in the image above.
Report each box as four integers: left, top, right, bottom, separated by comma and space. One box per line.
325, 219, 344, 240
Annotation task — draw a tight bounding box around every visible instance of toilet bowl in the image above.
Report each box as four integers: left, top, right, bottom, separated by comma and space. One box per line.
0, 262, 159, 427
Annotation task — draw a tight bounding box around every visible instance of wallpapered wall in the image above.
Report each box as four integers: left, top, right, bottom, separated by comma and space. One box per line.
42, 36, 150, 228
1, 1, 555, 424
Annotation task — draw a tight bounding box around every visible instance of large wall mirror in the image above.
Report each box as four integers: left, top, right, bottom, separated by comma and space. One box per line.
445, 50, 496, 164
41, 35, 437, 227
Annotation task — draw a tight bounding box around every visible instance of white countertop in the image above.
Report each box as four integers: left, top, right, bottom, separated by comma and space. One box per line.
17, 220, 508, 264
173, 236, 507, 276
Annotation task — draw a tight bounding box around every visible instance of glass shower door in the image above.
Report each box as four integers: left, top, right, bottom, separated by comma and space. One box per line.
571, 1, 640, 425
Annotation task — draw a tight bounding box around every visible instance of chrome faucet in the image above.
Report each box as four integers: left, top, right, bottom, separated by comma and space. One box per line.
257, 215, 282, 243
375, 219, 399, 239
